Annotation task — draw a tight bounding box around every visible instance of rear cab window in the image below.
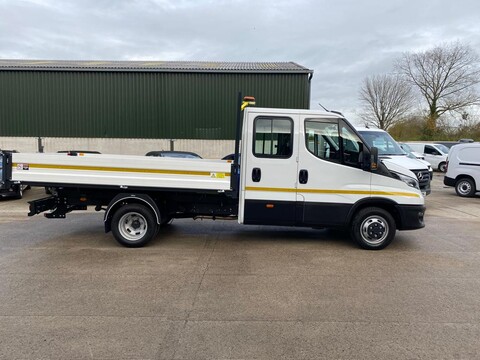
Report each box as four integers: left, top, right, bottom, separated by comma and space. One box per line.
253, 117, 293, 158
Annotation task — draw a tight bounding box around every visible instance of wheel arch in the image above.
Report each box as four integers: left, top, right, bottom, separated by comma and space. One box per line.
347, 198, 402, 229
454, 175, 477, 197
104, 193, 161, 233
455, 174, 476, 187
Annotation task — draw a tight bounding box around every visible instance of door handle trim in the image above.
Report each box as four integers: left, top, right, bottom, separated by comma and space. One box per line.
299, 169, 308, 184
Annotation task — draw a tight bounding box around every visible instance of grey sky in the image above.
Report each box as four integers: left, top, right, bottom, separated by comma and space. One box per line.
1, 0, 479, 123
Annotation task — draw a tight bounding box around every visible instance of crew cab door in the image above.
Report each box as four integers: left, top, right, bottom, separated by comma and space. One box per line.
296, 116, 371, 227
239, 111, 299, 225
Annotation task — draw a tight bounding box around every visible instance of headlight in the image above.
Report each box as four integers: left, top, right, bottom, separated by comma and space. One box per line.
392, 172, 420, 190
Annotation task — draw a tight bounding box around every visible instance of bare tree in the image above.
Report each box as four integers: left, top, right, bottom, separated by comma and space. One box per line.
396, 41, 480, 132
359, 74, 413, 130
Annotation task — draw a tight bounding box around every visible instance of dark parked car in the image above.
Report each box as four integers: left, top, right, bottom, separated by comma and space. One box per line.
0, 150, 29, 199
222, 153, 241, 162
145, 151, 202, 159
57, 150, 101, 156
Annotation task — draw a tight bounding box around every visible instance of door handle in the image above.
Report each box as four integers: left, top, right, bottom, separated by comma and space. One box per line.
299, 169, 308, 184
252, 167, 261, 182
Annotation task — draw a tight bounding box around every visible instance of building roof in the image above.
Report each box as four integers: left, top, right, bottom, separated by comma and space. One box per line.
0, 59, 313, 74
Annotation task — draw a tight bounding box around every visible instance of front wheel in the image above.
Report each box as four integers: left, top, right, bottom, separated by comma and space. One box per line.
111, 204, 158, 247
351, 207, 396, 250
438, 162, 447, 172
455, 178, 476, 197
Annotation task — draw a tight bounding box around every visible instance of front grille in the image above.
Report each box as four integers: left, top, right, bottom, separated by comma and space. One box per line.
413, 169, 431, 188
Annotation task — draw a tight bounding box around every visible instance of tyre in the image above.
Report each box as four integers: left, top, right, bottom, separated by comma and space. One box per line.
111, 203, 158, 247
14, 185, 23, 200
455, 178, 476, 197
351, 207, 396, 250
438, 162, 447, 172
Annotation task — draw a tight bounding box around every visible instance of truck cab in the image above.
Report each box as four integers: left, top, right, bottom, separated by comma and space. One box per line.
238, 108, 425, 249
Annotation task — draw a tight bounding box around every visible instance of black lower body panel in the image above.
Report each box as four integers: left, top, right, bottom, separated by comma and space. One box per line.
395, 204, 426, 230
243, 200, 352, 227
243, 200, 296, 225
243, 200, 426, 231
299, 202, 352, 227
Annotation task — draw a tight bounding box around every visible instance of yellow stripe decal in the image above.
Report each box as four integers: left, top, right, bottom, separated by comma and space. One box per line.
13, 163, 230, 177
245, 186, 420, 198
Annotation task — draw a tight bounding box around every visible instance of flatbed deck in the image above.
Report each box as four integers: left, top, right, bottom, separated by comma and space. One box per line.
11, 153, 232, 191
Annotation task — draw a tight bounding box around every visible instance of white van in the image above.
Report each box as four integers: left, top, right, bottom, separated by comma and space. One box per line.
399, 143, 427, 160
444, 143, 480, 197
404, 143, 449, 172
356, 128, 432, 195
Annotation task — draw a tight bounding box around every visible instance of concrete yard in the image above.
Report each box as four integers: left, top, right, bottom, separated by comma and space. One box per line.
0, 173, 479, 359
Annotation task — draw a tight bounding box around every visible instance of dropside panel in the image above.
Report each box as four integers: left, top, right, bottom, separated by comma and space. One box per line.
11, 153, 231, 191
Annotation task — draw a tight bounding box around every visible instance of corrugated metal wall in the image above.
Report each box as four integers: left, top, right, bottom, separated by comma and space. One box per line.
0, 71, 310, 139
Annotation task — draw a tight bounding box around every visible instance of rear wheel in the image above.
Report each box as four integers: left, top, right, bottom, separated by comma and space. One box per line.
455, 178, 475, 197
111, 204, 158, 247
351, 207, 396, 250
438, 162, 447, 172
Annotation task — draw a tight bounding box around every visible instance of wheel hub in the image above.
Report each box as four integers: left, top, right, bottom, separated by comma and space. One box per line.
360, 216, 389, 245
118, 212, 147, 241
459, 182, 471, 194
131, 219, 141, 229
367, 222, 385, 239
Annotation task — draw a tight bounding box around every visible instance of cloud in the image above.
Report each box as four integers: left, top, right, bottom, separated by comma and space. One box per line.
1, 0, 479, 123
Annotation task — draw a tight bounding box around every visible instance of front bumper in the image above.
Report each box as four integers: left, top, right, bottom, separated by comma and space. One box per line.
396, 204, 426, 230
420, 182, 431, 195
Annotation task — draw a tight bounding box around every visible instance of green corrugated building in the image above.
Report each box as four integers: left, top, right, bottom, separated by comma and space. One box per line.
0, 60, 313, 140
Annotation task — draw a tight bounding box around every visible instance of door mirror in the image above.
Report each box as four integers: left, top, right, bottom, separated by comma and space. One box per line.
369, 146, 379, 171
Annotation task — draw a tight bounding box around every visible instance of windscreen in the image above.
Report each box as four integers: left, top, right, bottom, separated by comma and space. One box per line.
358, 131, 405, 155
435, 144, 450, 154
400, 143, 414, 153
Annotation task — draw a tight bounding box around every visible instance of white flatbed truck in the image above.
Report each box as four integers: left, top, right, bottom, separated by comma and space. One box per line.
0, 99, 425, 249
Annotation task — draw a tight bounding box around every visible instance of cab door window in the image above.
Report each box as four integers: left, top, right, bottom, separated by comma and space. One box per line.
425, 145, 440, 156
305, 118, 363, 169
253, 117, 293, 158
305, 119, 340, 163
340, 121, 363, 168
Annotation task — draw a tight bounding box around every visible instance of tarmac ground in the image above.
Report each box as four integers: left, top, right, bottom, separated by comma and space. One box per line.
0, 173, 479, 359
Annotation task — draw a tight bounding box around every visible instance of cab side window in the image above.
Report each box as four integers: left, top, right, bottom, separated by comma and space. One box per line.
253, 117, 293, 158
425, 145, 440, 155
340, 122, 363, 168
305, 120, 340, 163
305, 119, 363, 169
